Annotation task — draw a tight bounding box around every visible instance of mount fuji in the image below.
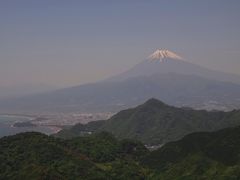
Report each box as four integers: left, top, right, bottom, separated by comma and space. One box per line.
1, 49, 240, 113
108, 49, 240, 84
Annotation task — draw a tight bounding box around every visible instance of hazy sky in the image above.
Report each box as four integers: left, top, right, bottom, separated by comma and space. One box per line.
1, 0, 240, 88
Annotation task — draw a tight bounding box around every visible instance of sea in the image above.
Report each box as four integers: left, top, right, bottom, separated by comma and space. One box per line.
0, 115, 57, 138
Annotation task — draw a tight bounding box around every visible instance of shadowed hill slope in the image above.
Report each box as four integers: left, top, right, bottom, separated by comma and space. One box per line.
142, 126, 240, 179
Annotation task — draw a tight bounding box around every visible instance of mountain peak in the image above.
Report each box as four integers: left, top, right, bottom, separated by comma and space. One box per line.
143, 98, 168, 107
148, 49, 184, 61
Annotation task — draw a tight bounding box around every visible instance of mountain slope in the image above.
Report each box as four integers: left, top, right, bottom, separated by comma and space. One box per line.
1, 73, 240, 113
0, 132, 105, 179
0, 132, 149, 180
2, 125, 240, 179
142, 126, 240, 179
108, 49, 240, 84
1, 49, 240, 113
56, 98, 240, 145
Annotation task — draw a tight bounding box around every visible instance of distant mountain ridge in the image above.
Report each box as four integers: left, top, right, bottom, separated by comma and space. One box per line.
0, 83, 57, 99
56, 98, 240, 145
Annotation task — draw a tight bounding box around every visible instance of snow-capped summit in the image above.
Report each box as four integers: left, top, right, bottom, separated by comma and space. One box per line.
148, 49, 184, 61
106, 48, 240, 85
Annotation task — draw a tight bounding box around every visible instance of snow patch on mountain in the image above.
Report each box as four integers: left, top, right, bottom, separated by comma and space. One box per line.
148, 49, 184, 61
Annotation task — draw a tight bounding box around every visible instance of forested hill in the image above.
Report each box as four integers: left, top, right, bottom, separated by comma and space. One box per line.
0, 131, 149, 180
56, 98, 240, 145
2, 126, 240, 179
142, 125, 240, 179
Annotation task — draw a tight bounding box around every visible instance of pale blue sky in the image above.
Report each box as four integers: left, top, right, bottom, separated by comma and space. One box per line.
0, 0, 240, 88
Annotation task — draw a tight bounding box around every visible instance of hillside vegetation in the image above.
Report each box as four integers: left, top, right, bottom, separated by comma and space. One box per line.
142, 126, 240, 179
56, 98, 240, 145
0, 132, 149, 180
2, 125, 240, 179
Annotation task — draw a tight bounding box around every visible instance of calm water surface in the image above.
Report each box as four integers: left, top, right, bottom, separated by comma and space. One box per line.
0, 115, 55, 137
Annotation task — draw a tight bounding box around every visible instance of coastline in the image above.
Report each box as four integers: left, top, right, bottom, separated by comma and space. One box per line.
0, 114, 36, 121
0, 114, 62, 137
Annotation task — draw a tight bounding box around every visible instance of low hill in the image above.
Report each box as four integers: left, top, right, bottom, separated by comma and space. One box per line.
56, 98, 240, 145
142, 126, 240, 179
2, 125, 240, 179
0, 132, 149, 180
